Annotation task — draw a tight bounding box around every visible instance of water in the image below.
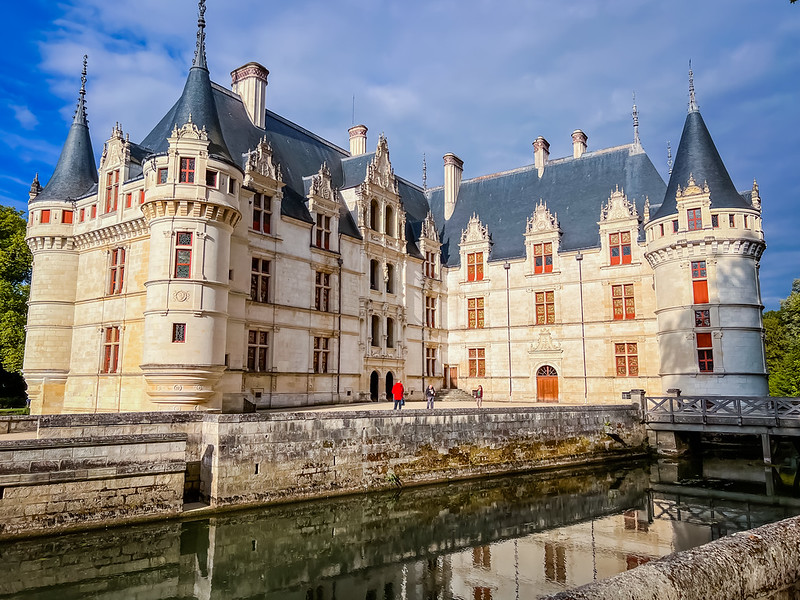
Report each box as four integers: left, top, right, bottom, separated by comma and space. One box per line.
1, 456, 798, 600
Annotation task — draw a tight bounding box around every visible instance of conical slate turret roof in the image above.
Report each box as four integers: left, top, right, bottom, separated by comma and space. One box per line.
140, 0, 232, 162
34, 56, 98, 203
651, 105, 751, 221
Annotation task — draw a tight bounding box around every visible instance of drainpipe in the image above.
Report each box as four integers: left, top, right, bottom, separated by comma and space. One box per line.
576, 252, 588, 404
336, 252, 343, 399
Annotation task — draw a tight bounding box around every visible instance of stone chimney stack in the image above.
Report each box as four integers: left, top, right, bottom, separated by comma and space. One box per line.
572, 129, 587, 159
231, 62, 269, 129
348, 124, 368, 156
443, 153, 463, 221
533, 136, 550, 176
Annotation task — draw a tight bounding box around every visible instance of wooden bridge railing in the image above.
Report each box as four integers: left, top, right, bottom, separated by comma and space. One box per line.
642, 395, 800, 428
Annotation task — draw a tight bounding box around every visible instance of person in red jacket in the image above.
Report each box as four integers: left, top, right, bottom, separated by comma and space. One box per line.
391, 380, 405, 410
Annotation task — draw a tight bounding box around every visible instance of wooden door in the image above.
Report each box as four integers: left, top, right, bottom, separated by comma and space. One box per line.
536, 365, 559, 403
449, 366, 458, 390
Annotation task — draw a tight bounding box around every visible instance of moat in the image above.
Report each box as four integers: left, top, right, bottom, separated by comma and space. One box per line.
2, 452, 799, 600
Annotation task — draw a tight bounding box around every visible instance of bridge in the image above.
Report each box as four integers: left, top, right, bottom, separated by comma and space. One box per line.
634, 393, 800, 480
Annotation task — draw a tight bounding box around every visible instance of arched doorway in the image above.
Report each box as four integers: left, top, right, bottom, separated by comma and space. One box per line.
370, 370, 379, 401
385, 371, 394, 400
536, 365, 559, 403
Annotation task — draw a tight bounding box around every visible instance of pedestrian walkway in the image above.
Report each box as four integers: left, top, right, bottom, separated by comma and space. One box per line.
266, 397, 584, 413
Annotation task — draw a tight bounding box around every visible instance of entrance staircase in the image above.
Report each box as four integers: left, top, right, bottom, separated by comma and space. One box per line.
437, 388, 476, 403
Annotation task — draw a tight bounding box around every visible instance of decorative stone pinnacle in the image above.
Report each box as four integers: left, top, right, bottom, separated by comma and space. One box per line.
688, 60, 698, 113
192, 0, 208, 69
632, 91, 640, 147
667, 141, 673, 175
73, 54, 89, 125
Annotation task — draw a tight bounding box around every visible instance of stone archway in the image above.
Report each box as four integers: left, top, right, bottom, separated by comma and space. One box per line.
385, 371, 394, 400
370, 370, 379, 401
536, 365, 559, 403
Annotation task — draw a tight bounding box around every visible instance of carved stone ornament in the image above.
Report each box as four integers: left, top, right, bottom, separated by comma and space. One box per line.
173, 290, 190, 303
600, 185, 638, 222
643, 197, 650, 223
460, 213, 491, 245
246, 135, 282, 182
751, 179, 761, 212
170, 114, 208, 142
420, 211, 440, 243
365, 134, 399, 194
309, 162, 334, 200
100, 122, 130, 170
525, 199, 560, 234
676, 173, 708, 199
528, 330, 563, 354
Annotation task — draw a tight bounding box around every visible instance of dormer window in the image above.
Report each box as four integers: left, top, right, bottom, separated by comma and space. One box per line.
467, 252, 484, 281
315, 214, 331, 249
179, 158, 195, 183
609, 232, 631, 265
687, 208, 702, 231
533, 243, 553, 274
424, 251, 437, 279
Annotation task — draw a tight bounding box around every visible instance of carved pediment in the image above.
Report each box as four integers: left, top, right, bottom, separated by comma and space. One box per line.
245, 135, 282, 183
170, 114, 208, 142
528, 330, 563, 354
309, 162, 334, 201
526, 199, 560, 235
600, 186, 638, 223
365, 134, 399, 194
420, 211, 440, 243
676, 173, 708, 199
100, 123, 130, 170
460, 213, 491, 245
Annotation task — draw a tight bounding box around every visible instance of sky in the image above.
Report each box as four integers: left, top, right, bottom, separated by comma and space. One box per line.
1, 0, 798, 308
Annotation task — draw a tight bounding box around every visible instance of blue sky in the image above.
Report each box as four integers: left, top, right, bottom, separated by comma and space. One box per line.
1, 0, 798, 308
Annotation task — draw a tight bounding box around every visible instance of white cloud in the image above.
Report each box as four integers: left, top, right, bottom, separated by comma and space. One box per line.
10, 104, 38, 129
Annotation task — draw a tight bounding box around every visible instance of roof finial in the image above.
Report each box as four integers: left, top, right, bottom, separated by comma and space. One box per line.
422, 153, 427, 191
632, 91, 640, 147
192, 0, 208, 70
667, 140, 673, 175
688, 60, 698, 113
73, 54, 89, 125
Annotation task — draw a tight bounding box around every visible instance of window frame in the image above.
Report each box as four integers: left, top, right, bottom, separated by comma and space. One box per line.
609, 231, 632, 266
108, 247, 126, 295
157, 167, 168, 184
687, 208, 702, 231
614, 342, 639, 377
467, 297, 485, 329
535, 290, 556, 325
105, 169, 119, 213
425, 295, 436, 328
250, 257, 271, 303
253, 193, 272, 234
62, 210, 73, 224
697, 332, 713, 372
172, 323, 186, 343
691, 260, 708, 304
314, 271, 331, 311
612, 284, 635, 320
101, 326, 121, 374
179, 157, 195, 183
40, 209, 50, 224
425, 346, 436, 377
315, 213, 331, 249
533, 242, 553, 274
174, 232, 193, 279
468, 347, 486, 377
466, 252, 484, 282
247, 330, 269, 372
313, 336, 330, 373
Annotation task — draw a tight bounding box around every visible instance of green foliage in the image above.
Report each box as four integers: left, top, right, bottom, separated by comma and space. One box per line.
766, 278, 800, 396
0, 206, 31, 374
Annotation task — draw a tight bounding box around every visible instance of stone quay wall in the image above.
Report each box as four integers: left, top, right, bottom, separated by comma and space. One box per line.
0, 404, 646, 538
543, 514, 800, 600
0, 433, 187, 538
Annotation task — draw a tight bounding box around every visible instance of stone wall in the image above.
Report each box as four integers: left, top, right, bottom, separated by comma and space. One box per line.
0, 433, 187, 538
0, 404, 646, 538
204, 404, 646, 506
0, 415, 37, 435
543, 514, 800, 600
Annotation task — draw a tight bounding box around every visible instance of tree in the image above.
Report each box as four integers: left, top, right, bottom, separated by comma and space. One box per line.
765, 279, 800, 396
0, 206, 31, 374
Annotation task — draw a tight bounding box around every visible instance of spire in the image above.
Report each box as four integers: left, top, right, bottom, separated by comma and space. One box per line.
651, 94, 750, 221
688, 60, 698, 113
422, 153, 427, 191
33, 56, 98, 203
667, 141, 673, 175
73, 55, 88, 125
632, 92, 640, 147
192, 0, 207, 70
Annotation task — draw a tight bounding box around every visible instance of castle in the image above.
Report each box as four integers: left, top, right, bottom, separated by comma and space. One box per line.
22, 2, 768, 414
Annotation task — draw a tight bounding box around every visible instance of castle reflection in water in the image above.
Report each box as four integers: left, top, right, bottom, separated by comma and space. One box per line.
1, 457, 798, 600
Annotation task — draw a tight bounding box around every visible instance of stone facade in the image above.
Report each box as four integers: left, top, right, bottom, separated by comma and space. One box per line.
22, 7, 768, 413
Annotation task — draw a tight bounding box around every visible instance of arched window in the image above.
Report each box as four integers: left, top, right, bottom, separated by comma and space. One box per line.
370, 200, 379, 230
386, 318, 395, 348
385, 206, 395, 237
371, 315, 381, 347
370, 259, 380, 291
386, 263, 395, 294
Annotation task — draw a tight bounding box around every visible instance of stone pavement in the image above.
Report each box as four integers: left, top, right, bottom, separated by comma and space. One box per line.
267, 397, 585, 413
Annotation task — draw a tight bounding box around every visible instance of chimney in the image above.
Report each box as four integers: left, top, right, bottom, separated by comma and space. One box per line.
443, 153, 463, 221
231, 62, 269, 129
533, 136, 550, 176
348, 124, 368, 156
572, 129, 587, 159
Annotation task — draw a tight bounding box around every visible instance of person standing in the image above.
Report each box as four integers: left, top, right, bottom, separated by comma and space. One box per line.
392, 380, 405, 410
476, 384, 483, 408
425, 385, 436, 409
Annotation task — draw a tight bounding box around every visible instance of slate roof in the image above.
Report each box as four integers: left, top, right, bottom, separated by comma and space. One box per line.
651, 109, 752, 221
428, 145, 667, 267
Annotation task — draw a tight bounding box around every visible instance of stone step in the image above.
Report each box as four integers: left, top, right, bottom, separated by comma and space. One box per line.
437, 388, 477, 402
